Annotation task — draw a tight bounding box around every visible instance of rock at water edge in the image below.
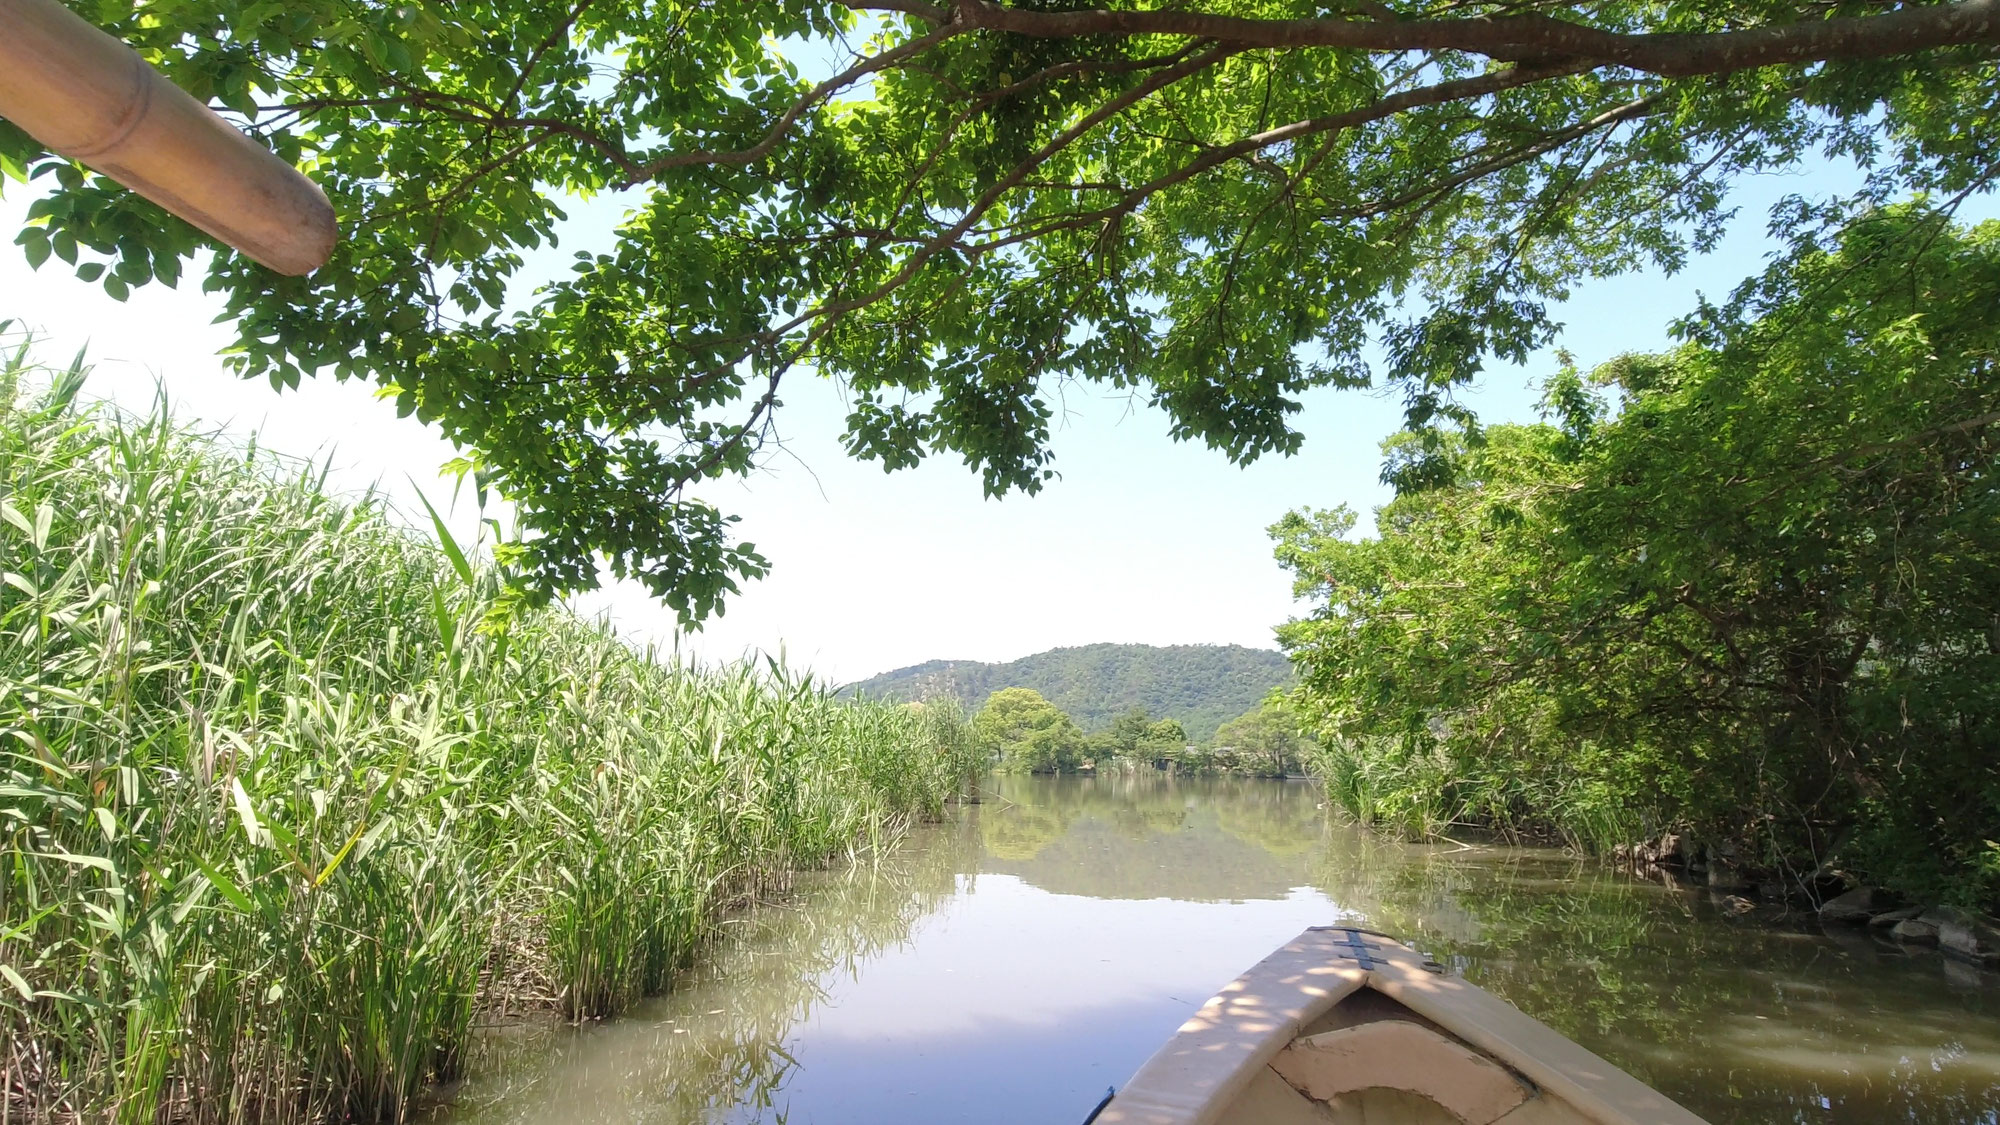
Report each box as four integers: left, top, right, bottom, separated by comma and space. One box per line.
1868, 906, 1925, 928
1890, 918, 1940, 945
1819, 887, 1897, 925
1931, 907, 2000, 965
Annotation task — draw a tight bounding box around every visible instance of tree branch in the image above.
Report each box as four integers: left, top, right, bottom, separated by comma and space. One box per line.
967, 57, 1592, 256
614, 21, 968, 185
861, 0, 2000, 77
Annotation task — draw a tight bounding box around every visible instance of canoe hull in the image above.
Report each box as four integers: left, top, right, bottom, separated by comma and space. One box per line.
1097, 927, 1708, 1125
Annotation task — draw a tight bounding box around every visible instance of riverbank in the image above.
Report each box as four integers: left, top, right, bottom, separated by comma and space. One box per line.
1608, 839, 2000, 967
1310, 741, 2000, 966
0, 355, 982, 1123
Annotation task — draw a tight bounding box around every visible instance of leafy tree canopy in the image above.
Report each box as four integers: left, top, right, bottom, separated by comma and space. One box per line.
1273, 206, 2000, 904
973, 686, 1087, 772
7, 0, 1998, 619
1211, 698, 1310, 777
1095, 706, 1187, 757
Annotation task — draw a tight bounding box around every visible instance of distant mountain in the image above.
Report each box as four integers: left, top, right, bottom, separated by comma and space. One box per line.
843, 642, 1292, 742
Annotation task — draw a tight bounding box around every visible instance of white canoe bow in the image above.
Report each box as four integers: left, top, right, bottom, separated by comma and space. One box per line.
1094, 927, 1709, 1125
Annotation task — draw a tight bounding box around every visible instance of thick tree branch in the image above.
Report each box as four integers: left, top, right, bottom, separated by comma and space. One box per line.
858, 0, 2000, 77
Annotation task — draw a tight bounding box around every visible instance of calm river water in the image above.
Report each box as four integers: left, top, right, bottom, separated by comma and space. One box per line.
431, 774, 2000, 1124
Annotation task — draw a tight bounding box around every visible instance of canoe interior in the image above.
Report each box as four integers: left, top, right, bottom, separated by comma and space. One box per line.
1227, 985, 1597, 1124
1097, 927, 1708, 1125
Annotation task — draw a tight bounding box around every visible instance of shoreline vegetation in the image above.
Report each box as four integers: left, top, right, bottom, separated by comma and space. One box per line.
1274, 209, 2000, 918
965, 687, 1310, 778
0, 342, 982, 1123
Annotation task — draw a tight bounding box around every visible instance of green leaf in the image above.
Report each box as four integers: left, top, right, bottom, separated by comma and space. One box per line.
229, 777, 262, 845
34, 848, 114, 873
313, 818, 369, 886
191, 854, 255, 913
411, 482, 474, 587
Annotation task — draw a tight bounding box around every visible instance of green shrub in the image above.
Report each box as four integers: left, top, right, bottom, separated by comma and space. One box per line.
1277, 210, 2000, 901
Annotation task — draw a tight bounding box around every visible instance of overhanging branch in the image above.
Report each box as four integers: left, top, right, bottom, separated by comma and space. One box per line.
856, 0, 2000, 77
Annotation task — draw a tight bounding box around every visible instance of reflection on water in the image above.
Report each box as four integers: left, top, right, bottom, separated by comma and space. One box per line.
1329, 843, 2000, 1124
980, 770, 1323, 899
432, 774, 2000, 1125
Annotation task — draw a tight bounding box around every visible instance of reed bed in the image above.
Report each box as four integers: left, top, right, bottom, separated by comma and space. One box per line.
0, 338, 981, 1123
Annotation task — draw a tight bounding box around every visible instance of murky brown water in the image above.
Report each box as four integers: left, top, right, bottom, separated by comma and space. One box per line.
430, 774, 2000, 1124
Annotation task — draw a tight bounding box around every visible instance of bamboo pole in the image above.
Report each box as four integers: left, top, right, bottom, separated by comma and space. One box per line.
0, 0, 336, 275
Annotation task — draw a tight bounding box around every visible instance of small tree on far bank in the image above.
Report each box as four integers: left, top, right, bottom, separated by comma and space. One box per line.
974, 688, 1086, 774
1094, 707, 1190, 765
1212, 700, 1311, 778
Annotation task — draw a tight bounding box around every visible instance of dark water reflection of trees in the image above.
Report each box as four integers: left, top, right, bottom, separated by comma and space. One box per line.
977, 773, 1323, 898
1339, 850, 2000, 1123
438, 776, 2000, 1125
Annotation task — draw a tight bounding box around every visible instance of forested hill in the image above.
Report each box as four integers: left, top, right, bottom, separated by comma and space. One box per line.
843, 644, 1291, 742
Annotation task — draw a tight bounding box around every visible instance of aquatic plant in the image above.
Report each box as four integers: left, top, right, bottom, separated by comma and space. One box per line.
0, 336, 981, 1122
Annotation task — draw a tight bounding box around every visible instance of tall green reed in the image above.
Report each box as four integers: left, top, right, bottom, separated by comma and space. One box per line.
0, 337, 981, 1123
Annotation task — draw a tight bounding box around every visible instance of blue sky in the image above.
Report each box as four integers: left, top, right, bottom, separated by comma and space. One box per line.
5, 143, 1991, 683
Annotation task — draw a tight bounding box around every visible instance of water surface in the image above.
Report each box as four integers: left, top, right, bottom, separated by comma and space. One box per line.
433, 774, 2000, 1124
